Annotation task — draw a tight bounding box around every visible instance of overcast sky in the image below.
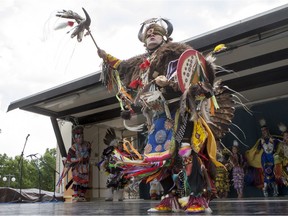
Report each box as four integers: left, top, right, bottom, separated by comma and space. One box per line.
0, 0, 287, 158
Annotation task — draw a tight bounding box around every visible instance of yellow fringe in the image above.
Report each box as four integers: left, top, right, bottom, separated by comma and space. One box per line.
199, 116, 223, 167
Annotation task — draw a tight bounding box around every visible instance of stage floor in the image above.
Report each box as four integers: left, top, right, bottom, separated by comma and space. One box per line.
1, 197, 288, 215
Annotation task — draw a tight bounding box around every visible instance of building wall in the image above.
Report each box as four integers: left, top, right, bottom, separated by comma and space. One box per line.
55, 120, 73, 194
84, 126, 106, 198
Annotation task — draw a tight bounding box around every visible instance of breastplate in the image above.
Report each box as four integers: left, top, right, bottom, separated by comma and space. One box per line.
262, 141, 274, 154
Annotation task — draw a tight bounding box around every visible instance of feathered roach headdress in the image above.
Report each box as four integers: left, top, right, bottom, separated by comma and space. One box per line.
103, 128, 118, 146
259, 118, 268, 129
278, 123, 288, 135
72, 125, 84, 142
259, 118, 270, 138
233, 140, 239, 148
72, 125, 84, 134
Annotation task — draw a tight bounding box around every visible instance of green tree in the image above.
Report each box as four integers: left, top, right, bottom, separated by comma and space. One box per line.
39, 148, 57, 191
0, 148, 56, 191
23, 157, 40, 189
0, 154, 19, 188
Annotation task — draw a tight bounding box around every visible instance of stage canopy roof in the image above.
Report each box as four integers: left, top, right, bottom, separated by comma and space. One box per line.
7, 5, 288, 129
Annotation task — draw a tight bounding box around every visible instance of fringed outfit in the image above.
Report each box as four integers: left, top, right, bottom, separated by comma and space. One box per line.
67, 140, 91, 200
228, 151, 245, 197
101, 41, 236, 213
276, 140, 288, 186
246, 136, 280, 197
53, 11, 237, 210
97, 129, 138, 201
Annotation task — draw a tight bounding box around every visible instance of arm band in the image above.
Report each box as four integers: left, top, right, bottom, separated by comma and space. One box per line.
105, 54, 122, 69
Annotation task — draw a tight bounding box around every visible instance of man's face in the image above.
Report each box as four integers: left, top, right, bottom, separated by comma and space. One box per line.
73, 133, 83, 144
232, 146, 238, 154
145, 28, 164, 50
261, 127, 270, 138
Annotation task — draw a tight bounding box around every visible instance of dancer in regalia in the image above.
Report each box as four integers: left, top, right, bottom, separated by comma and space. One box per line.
66, 125, 91, 202
226, 140, 246, 198
98, 128, 127, 201
55, 10, 239, 213
97, 18, 237, 213
277, 123, 288, 186
246, 119, 280, 197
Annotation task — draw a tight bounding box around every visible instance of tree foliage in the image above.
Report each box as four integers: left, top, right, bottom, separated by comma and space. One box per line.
0, 148, 56, 192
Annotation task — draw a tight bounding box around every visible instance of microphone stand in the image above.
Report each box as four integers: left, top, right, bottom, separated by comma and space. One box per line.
17, 134, 30, 203
35, 155, 60, 202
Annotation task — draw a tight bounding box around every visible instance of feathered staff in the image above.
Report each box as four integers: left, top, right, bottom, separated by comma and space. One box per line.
55, 8, 113, 87
55, 8, 129, 106
55, 8, 100, 50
